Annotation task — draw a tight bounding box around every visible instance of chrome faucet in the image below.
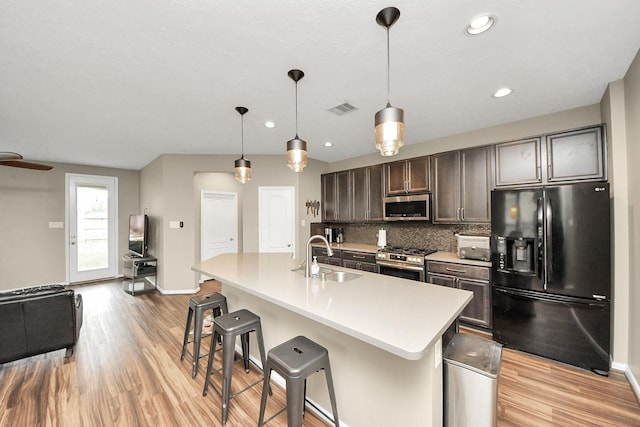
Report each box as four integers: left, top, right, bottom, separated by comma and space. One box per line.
305, 235, 333, 278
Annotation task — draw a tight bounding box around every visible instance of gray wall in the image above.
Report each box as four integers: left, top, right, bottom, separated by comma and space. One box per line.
0, 163, 139, 291
139, 154, 329, 293
621, 48, 640, 391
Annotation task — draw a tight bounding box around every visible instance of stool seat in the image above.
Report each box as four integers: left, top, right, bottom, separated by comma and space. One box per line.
203, 309, 269, 425
268, 335, 330, 378
259, 335, 340, 427
180, 292, 228, 378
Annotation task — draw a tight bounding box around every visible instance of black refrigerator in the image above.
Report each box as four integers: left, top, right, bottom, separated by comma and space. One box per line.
491, 182, 611, 374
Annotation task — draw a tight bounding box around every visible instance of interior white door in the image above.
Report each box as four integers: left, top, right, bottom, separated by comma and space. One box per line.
259, 186, 295, 253
66, 174, 118, 283
201, 191, 238, 264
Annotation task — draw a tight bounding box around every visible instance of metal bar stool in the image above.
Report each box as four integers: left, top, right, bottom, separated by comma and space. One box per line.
202, 309, 269, 425
180, 292, 228, 378
258, 335, 340, 427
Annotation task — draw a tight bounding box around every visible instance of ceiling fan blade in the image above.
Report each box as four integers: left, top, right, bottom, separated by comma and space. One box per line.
0, 160, 53, 171
0, 152, 23, 161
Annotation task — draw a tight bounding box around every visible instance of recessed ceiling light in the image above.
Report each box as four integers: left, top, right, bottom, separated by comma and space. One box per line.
493, 87, 513, 98
466, 14, 496, 35
323, 141, 333, 147
264, 121, 275, 128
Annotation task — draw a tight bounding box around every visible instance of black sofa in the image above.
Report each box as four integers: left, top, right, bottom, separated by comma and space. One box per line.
0, 284, 83, 364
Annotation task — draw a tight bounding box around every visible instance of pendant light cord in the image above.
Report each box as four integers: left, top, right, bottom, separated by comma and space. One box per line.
386, 26, 391, 105
240, 113, 244, 158
295, 81, 299, 137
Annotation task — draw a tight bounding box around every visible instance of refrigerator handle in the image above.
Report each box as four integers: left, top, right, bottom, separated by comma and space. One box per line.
536, 197, 544, 282
545, 196, 553, 287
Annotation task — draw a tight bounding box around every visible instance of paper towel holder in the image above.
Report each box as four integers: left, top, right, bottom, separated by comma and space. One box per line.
377, 228, 387, 248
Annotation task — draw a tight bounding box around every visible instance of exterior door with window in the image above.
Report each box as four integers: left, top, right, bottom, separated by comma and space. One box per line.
66, 174, 118, 283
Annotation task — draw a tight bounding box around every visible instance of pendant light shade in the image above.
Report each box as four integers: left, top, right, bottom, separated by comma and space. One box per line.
234, 106, 251, 183
375, 7, 404, 157
286, 69, 308, 172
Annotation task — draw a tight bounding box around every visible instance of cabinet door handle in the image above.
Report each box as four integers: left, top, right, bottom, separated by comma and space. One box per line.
445, 267, 467, 274
352, 254, 366, 259
460, 208, 465, 220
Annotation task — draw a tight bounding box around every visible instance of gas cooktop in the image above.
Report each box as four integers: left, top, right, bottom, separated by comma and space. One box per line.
377, 246, 437, 256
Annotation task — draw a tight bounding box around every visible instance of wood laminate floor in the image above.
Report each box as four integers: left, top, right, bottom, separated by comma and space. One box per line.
1, 279, 639, 426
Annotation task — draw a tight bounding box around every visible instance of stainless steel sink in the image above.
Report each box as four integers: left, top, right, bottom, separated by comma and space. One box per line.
324, 271, 361, 282
292, 266, 333, 276
291, 267, 360, 282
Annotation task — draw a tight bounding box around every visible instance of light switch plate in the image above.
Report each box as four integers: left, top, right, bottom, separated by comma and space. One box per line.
48, 221, 64, 229
169, 221, 180, 229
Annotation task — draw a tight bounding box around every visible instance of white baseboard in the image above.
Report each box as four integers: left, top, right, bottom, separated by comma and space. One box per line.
156, 286, 200, 295
625, 366, 640, 401
611, 360, 626, 371
611, 360, 640, 401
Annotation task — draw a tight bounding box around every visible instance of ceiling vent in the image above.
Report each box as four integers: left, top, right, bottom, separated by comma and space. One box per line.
328, 102, 358, 116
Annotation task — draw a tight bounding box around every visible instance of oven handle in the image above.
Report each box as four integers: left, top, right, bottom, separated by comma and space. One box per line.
376, 260, 425, 272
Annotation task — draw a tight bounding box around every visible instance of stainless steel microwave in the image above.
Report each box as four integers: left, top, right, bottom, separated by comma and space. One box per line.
383, 194, 431, 221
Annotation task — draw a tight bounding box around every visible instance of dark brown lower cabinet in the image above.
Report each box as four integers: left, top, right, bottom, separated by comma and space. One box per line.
312, 247, 342, 266
342, 251, 378, 273
426, 260, 491, 329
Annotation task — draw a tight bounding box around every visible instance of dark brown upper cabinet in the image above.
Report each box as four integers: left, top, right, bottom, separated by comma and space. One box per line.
495, 138, 543, 187
432, 146, 493, 224
322, 171, 351, 222
351, 164, 384, 222
385, 156, 430, 196
546, 126, 606, 183
495, 125, 606, 187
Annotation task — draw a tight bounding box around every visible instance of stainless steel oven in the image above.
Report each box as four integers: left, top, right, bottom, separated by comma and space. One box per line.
375, 247, 436, 282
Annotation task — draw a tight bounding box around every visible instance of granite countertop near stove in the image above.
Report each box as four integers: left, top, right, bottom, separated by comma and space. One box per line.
426, 251, 492, 268
311, 242, 379, 253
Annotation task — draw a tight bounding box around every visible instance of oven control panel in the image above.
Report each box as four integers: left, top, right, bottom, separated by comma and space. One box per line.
376, 252, 425, 266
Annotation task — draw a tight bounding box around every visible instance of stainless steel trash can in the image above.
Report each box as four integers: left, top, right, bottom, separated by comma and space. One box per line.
443, 333, 503, 427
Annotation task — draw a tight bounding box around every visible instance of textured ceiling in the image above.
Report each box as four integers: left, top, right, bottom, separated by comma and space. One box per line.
1, 1, 639, 170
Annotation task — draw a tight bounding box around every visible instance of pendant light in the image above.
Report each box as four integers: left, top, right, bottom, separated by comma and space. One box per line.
234, 106, 251, 183
374, 7, 404, 157
286, 69, 308, 172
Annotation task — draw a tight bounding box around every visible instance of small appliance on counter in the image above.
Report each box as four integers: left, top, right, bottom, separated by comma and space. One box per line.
456, 234, 490, 261
324, 227, 344, 243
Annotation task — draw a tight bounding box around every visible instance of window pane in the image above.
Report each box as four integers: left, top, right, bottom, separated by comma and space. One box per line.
76, 186, 109, 271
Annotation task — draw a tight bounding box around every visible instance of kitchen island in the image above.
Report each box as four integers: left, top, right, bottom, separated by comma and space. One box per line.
193, 253, 472, 426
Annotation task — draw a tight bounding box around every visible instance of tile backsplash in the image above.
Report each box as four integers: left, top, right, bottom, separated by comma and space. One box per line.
311, 222, 491, 253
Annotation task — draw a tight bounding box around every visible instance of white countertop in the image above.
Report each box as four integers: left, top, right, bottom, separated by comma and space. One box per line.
193, 253, 472, 360
427, 251, 492, 268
